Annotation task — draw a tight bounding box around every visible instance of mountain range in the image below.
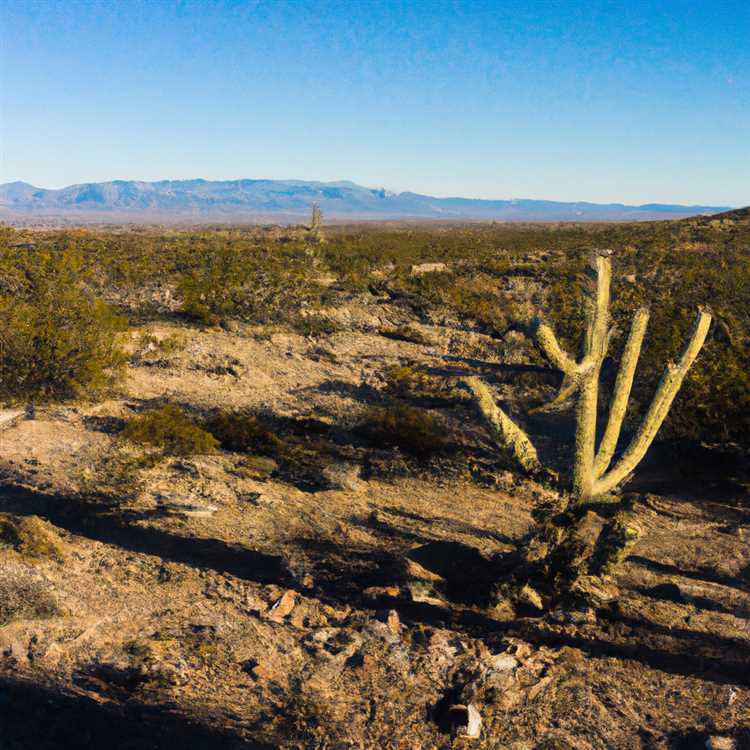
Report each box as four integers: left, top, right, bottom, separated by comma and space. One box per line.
0, 179, 731, 223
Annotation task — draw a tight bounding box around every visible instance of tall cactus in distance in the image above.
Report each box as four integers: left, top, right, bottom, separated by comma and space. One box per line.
467, 250, 712, 504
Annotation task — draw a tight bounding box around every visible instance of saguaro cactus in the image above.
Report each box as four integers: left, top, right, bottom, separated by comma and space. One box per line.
467, 251, 712, 503
310, 203, 322, 233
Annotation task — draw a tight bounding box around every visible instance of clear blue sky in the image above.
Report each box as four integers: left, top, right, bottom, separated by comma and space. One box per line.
1, 0, 748, 205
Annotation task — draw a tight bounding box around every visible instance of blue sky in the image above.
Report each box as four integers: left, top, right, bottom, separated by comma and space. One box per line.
1, 0, 748, 205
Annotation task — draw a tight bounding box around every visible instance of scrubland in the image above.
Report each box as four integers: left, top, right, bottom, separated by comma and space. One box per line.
0, 212, 749, 749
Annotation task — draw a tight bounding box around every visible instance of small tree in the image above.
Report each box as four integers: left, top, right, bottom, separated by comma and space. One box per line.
465, 251, 712, 606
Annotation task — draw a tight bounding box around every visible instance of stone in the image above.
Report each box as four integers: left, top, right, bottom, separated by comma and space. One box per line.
410, 262, 449, 276
404, 559, 444, 583
266, 590, 296, 622
386, 609, 401, 637
519, 584, 544, 611
487, 653, 518, 671
363, 585, 401, 600
447, 703, 481, 739
527, 674, 554, 701
706, 738, 735, 750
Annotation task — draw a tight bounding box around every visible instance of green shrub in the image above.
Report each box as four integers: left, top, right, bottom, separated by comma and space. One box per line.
204, 410, 283, 455
291, 313, 342, 338
177, 242, 320, 326
122, 406, 218, 455
0, 245, 126, 401
357, 405, 448, 458
0, 513, 66, 562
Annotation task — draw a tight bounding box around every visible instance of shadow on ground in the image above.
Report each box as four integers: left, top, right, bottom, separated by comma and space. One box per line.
0, 674, 275, 750
2, 483, 750, 690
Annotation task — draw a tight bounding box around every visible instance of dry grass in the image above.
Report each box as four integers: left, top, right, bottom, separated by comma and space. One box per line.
0, 513, 67, 562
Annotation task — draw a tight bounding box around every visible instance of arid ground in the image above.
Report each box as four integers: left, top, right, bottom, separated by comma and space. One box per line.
0, 216, 749, 749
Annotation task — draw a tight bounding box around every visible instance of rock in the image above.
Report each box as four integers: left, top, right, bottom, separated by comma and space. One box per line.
447, 703, 482, 739
549, 607, 596, 625
363, 585, 401, 600
410, 262, 449, 276
518, 584, 544, 611
527, 674, 554, 701
266, 590, 296, 622
487, 653, 518, 671
386, 609, 401, 637
623, 274, 637, 284
706, 738, 735, 750
404, 559, 444, 583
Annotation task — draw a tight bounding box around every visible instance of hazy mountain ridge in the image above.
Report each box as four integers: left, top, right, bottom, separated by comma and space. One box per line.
0, 179, 731, 222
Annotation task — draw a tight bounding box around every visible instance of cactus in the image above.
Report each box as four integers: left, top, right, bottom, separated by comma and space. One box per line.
466, 251, 712, 504
309, 202, 323, 240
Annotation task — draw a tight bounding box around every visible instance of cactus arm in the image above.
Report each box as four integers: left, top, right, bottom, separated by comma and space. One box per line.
572, 253, 612, 502
463, 377, 542, 474
592, 308, 712, 497
530, 373, 578, 414
593, 308, 650, 477
533, 319, 580, 376
580, 252, 613, 365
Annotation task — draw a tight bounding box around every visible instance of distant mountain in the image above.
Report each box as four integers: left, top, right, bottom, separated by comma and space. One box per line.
0, 178, 731, 223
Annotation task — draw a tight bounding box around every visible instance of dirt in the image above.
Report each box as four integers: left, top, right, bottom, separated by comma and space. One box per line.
0, 312, 749, 749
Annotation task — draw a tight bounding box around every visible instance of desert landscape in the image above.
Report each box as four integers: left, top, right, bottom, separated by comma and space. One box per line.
0, 212, 748, 748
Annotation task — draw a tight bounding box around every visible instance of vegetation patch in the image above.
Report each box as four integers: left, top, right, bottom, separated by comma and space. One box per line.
204, 410, 283, 455
122, 406, 219, 456
0, 563, 60, 626
0, 513, 67, 562
0, 239, 126, 401
357, 405, 449, 458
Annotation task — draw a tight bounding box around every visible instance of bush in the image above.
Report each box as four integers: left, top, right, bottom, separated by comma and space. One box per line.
0, 513, 66, 562
177, 242, 320, 326
357, 405, 448, 458
122, 406, 218, 456
204, 411, 283, 455
0, 244, 126, 401
0, 562, 60, 626
291, 313, 342, 338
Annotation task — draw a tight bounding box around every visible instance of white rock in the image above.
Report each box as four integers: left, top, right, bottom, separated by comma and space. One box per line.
410, 262, 449, 275
488, 653, 519, 671
450, 703, 482, 739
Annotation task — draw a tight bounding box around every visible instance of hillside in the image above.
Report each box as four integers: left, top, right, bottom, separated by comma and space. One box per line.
0, 179, 731, 223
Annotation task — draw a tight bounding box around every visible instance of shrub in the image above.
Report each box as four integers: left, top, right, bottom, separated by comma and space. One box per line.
357, 405, 448, 458
204, 411, 283, 455
0, 245, 126, 401
0, 513, 67, 562
0, 562, 60, 626
177, 242, 320, 326
122, 406, 218, 456
291, 313, 342, 338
